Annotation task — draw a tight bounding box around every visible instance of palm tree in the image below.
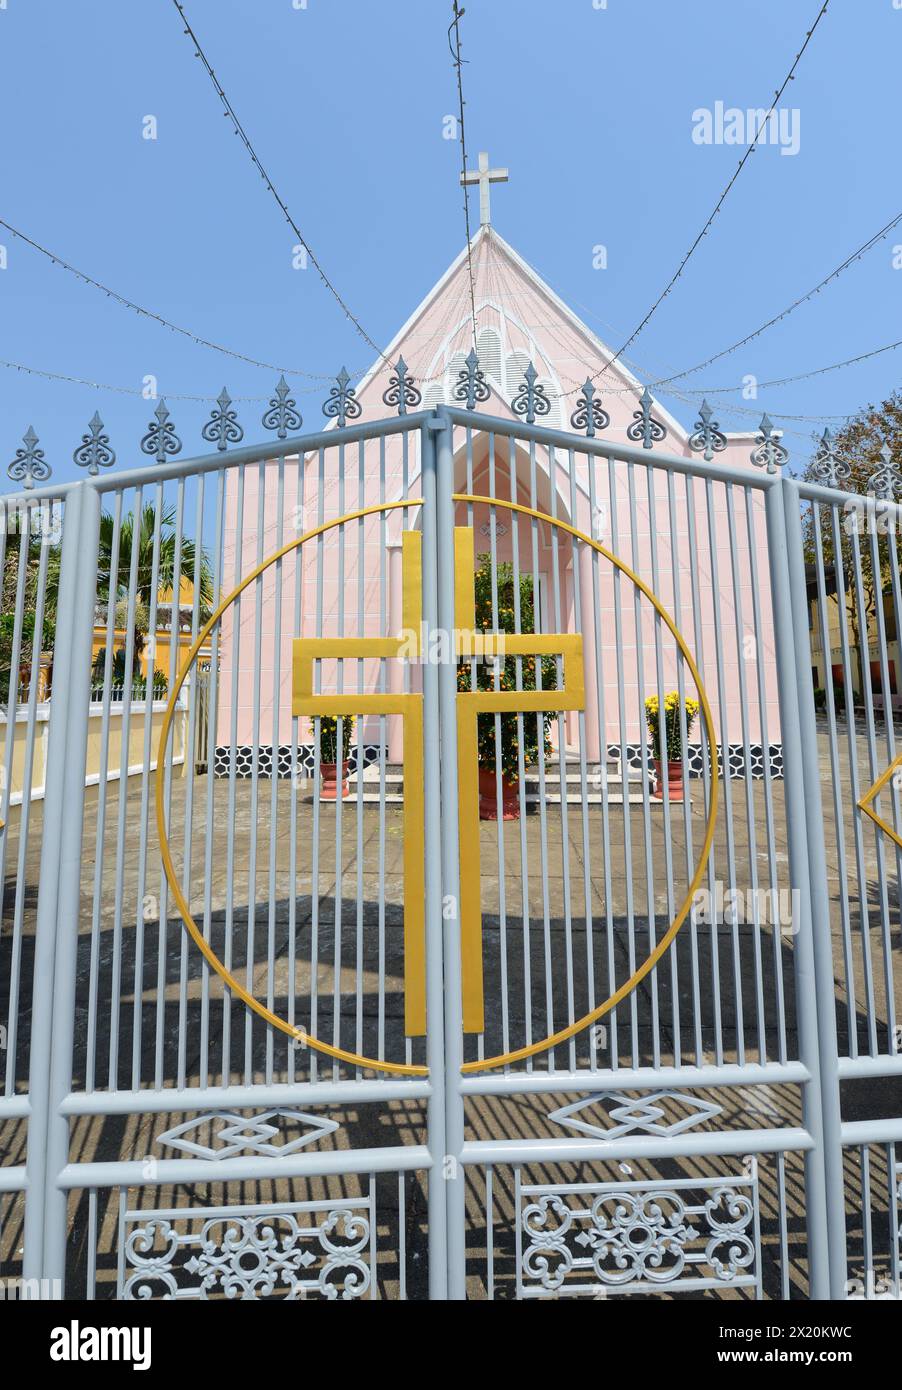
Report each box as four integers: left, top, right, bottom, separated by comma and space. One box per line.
96, 502, 214, 673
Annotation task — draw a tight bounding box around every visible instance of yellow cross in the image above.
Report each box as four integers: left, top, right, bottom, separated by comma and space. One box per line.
291, 525, 586, 1039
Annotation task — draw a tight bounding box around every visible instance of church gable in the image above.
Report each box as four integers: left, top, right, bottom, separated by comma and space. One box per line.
351, 223, 691, 445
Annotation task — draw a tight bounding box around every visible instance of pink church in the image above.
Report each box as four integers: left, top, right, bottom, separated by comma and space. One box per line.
214, 219, 782, 785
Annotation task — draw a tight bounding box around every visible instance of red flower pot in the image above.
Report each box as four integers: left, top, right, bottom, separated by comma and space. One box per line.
652, 758, 685, 803
478, 768, 521, 820
320, 762, 350, 800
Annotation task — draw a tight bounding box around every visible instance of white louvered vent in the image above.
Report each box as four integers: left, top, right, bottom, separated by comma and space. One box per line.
445, 350, 469, 402
421, 382, 445, 410
505, 350, 532, 401
476, 327, 503, 387
538, 377, 562, 429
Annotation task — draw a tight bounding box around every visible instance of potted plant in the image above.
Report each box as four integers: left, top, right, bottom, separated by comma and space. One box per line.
318, 714, 354, 800
644, 691, 699, 802
458, 555, 556, 820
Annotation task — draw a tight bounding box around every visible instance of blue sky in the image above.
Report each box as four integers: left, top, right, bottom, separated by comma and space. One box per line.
1, 0, 899, 490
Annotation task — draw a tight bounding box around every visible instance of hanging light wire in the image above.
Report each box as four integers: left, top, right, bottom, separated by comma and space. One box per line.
449, 1, 479, 349
0, 215, 349, 381
645, 209, 902, 390
564, 0, 833, 397
169, 0, 395, 370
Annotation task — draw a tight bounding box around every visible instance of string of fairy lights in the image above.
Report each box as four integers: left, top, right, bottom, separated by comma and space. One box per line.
560, 0, 834, 398
2, 0, 898, 476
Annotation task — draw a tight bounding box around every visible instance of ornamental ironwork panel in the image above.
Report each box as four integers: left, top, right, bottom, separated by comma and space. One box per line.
516, 1167, 760, 1299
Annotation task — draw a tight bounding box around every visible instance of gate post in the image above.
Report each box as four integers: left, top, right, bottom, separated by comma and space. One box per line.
778, 476, 847, 1297
432, 406, 468, 1299
766, 478, 846, 1298
420, 420, 450, 1300
22, 481, 101, 1287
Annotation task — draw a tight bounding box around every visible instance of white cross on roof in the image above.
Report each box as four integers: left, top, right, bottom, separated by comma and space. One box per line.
460, 150, 509, 227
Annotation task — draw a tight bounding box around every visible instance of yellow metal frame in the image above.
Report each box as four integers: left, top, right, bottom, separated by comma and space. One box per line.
292, 530, 426, 1035
154, 502, 428, 1077
858, 753, 902, 851
452, 495, 719, 1074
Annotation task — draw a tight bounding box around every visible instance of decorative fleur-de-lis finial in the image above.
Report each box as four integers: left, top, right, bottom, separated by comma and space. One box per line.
140, 399, 182, 466
382, 356, 422, 416
569, 379, 610, 439
688, 399, 727, 462
7, 426, 50, 490
202, 387, 245, 452
510, 361, 551, 426
73, 412, 116, 476
810, 427, 850, 489
453, 348, 490, 410
323, 366, 362, 429
750, 413, 789, 474
867, 441, 902, 501
626, 386, 667, 450
262, 375, 303, 441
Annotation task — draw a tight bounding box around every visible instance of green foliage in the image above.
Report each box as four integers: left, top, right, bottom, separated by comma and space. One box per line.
97, 502, 214, 664
802, 390, 902, 696
457, 554, 556, 780
92, 646, 167, 698
0, 609, 55, 695
318, 715, 354, 764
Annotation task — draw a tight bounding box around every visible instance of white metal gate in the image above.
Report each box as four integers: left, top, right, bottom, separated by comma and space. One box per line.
2, 402, 899, 1299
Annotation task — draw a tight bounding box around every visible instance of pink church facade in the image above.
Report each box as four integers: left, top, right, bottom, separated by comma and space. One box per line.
215, 226, 782, 780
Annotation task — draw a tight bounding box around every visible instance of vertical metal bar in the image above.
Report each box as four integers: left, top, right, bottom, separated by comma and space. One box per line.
746, 488, 788, 1064
685, 471, 722, 1064
223, 465, 246, 1083
355, 439, 366, 1061
569, 452, 596, 1071
588, 457, 617, 1068
666, 468, 702, 1065
645, 466, 679, 1067
132, 483, 165, 1090
4, 508, 50, 1091
24, 482, 101, 1284
377, 439, 387, 1062
420, 419, 449, 1299
548, 444, 576, 1070
108, 483, 143, 1087
22, 486, 85, 1278
486, 1167, 494, 1299
811, 502, 857, 1053
704, 478, 744, 1064
487, 434, 510, 1062
508, 436, 533, 1066
264, 458, 286, 1084
726, 484, 766, 1062
200, 469, 226, 1089
287, 452, 304, 1080
434, 407, 466, 1298
608, 457, 639, 1066
244, 462, 267, 1083
771, 476, 846, 1297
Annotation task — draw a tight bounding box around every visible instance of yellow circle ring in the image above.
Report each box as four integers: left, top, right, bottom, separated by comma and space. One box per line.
155, 500, 428, 1077
156, 495, 719, 1080
453, 494, 719, 1074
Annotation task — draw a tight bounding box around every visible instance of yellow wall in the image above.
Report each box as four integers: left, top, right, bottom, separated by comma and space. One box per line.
3, 700, 188, 813
91, 626, 211, 684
